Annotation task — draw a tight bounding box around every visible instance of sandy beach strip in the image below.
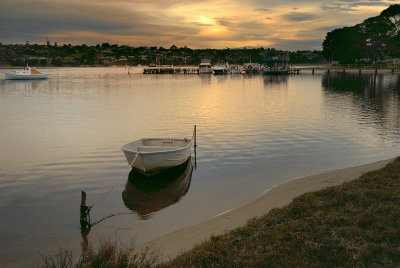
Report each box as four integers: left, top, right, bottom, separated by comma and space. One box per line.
140, 158, 394, 262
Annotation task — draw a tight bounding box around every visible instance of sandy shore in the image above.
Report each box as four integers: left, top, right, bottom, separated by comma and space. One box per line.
140, 158, 394, 262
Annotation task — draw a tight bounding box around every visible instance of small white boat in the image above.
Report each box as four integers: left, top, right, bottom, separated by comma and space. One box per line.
213, 62, 229, 75
121, 126, 196, 176
4, 66, 48, 80
199, 59, 213, 74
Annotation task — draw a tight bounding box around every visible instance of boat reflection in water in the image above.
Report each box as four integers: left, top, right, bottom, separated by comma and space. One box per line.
263, 74, 288, 86
122, 157, 194, 219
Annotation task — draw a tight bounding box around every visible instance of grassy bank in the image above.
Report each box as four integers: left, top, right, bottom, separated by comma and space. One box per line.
40, 157, 400, 267
165, 157, 400, 267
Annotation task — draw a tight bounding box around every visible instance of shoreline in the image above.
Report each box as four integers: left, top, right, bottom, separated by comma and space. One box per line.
140, 158, 395, 262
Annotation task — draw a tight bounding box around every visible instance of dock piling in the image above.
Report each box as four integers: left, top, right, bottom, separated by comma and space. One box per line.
193, 125, 197, 148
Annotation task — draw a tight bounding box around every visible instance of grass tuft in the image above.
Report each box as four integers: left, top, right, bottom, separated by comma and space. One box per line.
38, 239, 158, 268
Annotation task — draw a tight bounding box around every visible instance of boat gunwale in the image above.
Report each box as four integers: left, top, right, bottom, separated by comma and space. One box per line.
121, 138, 193, 156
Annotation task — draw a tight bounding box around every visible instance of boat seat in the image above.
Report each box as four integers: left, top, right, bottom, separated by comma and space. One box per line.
137, 146, 179, 153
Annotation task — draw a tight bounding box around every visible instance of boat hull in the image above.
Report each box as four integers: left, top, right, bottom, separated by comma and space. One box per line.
213, 68, 228, 75
122, 138, 193, 176
4, 72, 48, 80
199, 68, 213, 74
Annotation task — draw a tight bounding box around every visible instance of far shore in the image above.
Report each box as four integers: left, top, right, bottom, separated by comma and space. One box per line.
1, 64, 399, 73
140, 158, 395, 263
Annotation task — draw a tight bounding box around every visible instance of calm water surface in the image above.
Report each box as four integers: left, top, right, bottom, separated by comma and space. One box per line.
0, 67, 399, 266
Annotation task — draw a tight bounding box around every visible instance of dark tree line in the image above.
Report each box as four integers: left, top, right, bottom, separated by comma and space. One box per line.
322, 4, 400, 64
0, 43, 325, 67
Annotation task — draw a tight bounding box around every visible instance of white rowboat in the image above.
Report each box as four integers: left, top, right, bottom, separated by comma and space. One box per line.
4, 66, 48, 80
121, 127, 195, 175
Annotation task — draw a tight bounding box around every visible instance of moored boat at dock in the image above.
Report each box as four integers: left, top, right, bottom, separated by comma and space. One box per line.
213, 62, 229, 75
199, 59, 213, 74
229, 64, 243, 74
242, 63, 263, 74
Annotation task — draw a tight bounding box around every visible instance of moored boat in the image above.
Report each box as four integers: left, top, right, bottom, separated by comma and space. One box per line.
229, 64, 243, 74
121, 126, 196, 176
242, 63, 262, 74
199, 59, 213, 74
4, 66, 48, 80
213, 62, 229, 75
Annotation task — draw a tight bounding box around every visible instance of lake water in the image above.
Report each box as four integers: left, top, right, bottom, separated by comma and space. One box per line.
1, 67, 399, 267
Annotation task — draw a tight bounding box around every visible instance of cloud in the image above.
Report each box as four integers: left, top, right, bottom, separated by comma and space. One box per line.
283, 12, 316, 21
268, 38, 323, 50
254, 8, 271, 12
0, 0, 396, 50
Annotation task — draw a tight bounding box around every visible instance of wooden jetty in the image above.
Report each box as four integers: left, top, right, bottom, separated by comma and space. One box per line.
143, 66, 199, 74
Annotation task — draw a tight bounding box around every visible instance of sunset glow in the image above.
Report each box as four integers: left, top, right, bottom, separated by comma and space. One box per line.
1, 0, 397, 50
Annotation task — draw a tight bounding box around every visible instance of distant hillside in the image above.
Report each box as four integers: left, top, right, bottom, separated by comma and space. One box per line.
322, 4, 400, 63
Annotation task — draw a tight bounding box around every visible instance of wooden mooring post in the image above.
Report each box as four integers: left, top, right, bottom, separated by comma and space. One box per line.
80, 191, 90, 220
359, 68, 362, 75
193, 125, 197, 148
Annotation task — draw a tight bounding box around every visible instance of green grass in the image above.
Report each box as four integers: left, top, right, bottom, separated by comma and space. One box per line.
164, 157, 400, 267
39, 157, 400, 267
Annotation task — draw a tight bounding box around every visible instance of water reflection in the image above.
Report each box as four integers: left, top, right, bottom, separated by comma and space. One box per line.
1, 79, 49, 95
263, 75, 288, 86
322, 73, 400, 141
199, 74, 212, 87
322, 73, 400, 96
122, 157, 193, 219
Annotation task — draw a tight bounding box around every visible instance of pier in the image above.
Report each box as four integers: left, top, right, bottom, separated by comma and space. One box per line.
143, 66, 199, 74
141, 65, 398, 75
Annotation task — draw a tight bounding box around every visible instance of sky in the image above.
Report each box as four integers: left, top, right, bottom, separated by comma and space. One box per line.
0, 0, 398, 50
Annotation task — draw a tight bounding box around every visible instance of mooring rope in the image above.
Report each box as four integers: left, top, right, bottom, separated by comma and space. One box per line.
88, 151, 140, 210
